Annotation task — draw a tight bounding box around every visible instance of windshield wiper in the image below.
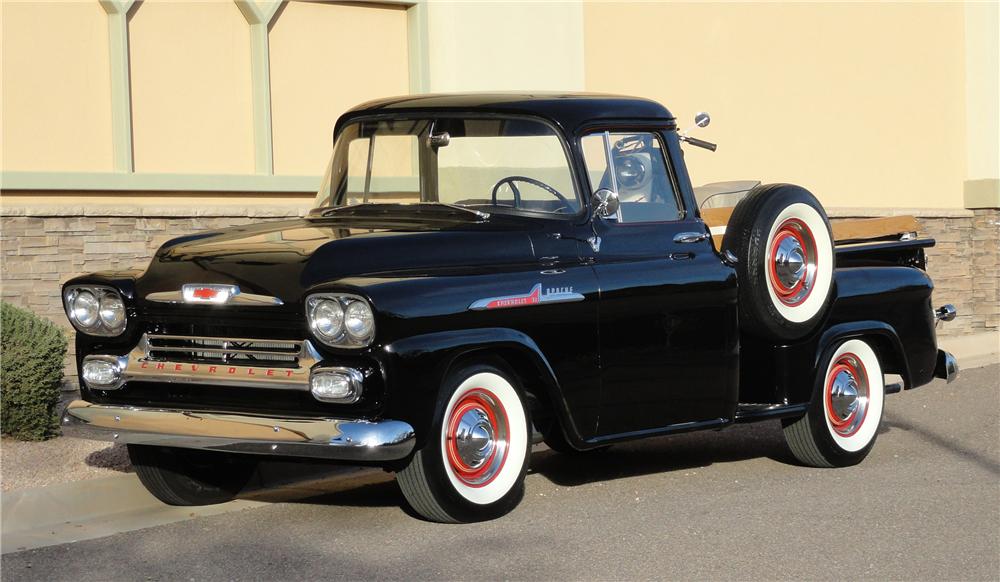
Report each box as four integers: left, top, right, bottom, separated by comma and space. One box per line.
321, 203, 490, 220
425, 203, 490, 219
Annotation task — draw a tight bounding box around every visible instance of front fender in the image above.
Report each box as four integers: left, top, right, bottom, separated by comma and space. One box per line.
382, 327, 580, 451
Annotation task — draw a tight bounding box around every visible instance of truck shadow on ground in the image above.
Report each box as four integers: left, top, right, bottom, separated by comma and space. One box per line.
531, 420, 797, 487
250, 420, 806, 511
83, 443, 132, 473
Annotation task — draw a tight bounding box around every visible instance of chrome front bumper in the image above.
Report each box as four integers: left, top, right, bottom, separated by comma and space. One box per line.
61, 400, 415, 462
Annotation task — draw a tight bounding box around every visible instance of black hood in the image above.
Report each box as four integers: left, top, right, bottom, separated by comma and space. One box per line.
135, 212, 539, 305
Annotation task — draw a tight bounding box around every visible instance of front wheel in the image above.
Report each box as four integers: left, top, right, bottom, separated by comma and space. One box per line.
396, 362, 531, 523
782, 338, 886, 467
128, 445, 258, 506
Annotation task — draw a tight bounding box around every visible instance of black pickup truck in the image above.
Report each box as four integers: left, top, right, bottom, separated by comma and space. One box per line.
62, 93, 958, 522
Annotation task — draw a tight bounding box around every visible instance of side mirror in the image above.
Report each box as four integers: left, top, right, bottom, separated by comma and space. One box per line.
592, 188, 620, 219
694, 112, 711, 128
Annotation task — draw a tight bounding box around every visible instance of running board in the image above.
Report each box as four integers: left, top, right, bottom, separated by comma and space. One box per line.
734, 402, 809, 423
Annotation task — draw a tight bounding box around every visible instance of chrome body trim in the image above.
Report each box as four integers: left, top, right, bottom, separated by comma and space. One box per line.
469, 283, 585, 311
61, 400, 415, 462
146, 285, 284, 306
95, 333, 321, 391
673, 231, 710, 244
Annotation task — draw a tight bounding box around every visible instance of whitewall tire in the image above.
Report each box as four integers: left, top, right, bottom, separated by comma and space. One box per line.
396, 361, 530, 522
783, 338, 885, 467
722, 183, 835, 341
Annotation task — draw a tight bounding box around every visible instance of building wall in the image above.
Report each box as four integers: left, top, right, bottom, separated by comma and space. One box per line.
129, 0, 256, 174
584, 1, 969, 210
269, 1, 409, 175
2, 0, 114, 172
1, 1, 997, 388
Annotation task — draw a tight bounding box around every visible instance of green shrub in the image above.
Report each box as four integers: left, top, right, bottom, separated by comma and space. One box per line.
1, 302, 68, 440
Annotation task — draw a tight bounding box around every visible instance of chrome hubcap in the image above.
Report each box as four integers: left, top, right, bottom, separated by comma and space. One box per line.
829, 370, 860, 420
768, 218, 819, 307
825, 354, 870, 437
445, 388, 510, 486
774, 236, 806, 289
454, 409, 496, 469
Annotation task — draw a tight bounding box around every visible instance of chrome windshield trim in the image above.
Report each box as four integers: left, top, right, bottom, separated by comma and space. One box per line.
61, 400, 415, 462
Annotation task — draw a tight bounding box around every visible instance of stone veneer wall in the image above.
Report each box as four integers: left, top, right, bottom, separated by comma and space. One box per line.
828, 208, 999, 337
1, 206, 308, 389
2, 205, 997, 389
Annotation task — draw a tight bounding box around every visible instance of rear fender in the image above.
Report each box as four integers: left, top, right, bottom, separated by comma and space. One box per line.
780, 321, 910, 404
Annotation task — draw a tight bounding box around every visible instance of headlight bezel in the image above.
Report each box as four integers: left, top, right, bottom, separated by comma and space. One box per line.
306, 293, 375, 349
63, 285, 128, 336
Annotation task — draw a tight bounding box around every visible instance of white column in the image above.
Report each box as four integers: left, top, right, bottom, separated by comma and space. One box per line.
235, 0, 282, 175
98, 0, 136, 173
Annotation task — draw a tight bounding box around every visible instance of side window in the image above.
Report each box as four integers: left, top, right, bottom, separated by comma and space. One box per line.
580, 131, 683, 223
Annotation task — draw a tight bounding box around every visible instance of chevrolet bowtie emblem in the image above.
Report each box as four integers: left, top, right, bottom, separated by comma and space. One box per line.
182, 284, 240, 304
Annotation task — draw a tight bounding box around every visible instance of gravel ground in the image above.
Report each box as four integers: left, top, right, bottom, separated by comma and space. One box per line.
1, 437, 131, 492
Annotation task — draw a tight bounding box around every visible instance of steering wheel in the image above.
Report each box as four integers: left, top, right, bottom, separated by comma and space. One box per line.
490, 176, 572, 211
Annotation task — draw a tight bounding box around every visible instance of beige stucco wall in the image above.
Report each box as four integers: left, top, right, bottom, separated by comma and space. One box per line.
423, 1, 584, 92
965, 1, 1000, 182
129, 0, 255, 174
269, 1, 409, 176
1, 0, 114, 172
584, 2, 969, 209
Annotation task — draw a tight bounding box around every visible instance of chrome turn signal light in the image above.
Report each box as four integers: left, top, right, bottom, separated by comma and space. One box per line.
310, 367, 364, 403
81, 355, 128, 390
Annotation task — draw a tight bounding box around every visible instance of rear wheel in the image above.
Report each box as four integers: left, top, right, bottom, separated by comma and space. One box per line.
128, 445, 257, 506
396, 362, 530, 523
782, 338, 885, 467
723, 183, 835, 341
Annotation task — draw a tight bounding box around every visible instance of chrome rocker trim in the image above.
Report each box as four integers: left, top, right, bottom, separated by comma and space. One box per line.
61, 400, 416, 462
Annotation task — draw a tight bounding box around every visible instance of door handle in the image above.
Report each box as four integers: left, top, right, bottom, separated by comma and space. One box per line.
673, 231, 710, 244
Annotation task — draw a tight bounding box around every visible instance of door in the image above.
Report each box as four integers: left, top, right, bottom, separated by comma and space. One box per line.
579, 129, 738, 437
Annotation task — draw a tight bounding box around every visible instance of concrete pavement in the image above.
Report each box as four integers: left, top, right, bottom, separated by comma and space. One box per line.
3, 364, 996, 581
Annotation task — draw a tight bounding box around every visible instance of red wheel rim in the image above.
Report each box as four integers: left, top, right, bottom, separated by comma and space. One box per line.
445, 388, 509, 487
824, 353, 870, 437
767, 218, 818, 307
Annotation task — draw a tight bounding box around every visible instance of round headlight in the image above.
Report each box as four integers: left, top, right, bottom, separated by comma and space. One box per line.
99, 294, 126, 331
310, 299, 344, 339
72, 290, 100, 328
344, 300, 374, 340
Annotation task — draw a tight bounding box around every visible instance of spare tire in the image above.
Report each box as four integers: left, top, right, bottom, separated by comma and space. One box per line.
722, 183, 834, 341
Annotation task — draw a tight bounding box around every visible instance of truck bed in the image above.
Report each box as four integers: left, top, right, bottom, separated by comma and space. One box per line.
702, 207, 920, 249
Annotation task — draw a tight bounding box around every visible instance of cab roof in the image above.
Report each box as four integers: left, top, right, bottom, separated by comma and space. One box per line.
337, 92, 675, 136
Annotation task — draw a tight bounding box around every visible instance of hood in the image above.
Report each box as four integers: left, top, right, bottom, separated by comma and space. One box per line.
135, 213, 538, 305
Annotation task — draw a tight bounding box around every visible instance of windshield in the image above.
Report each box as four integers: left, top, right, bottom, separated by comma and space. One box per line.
314, 117, 581, 216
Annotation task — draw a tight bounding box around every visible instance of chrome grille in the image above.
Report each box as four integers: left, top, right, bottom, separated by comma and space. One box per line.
144, 334, 302, 368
